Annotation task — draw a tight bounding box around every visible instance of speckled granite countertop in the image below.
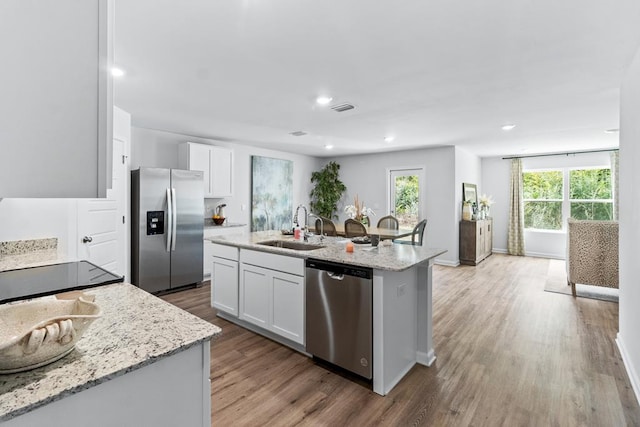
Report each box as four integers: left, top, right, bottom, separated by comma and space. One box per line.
0, 283, 221, 422
204, 219, 247, 229
207, 231, 446, 271
0, 238, 67, 273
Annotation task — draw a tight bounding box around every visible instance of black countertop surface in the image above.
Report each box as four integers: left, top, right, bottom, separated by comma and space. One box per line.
0, 260, 123, 304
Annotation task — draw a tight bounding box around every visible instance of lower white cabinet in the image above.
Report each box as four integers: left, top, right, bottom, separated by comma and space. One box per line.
239, 250, 304, 345
204, 226, 246, 279
211, 244, 239, 316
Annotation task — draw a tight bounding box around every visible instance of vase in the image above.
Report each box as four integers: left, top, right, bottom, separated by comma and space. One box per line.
462, 203, 472, 221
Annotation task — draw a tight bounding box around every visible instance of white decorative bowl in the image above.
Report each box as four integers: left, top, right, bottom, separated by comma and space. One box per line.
0, 295, 101, 373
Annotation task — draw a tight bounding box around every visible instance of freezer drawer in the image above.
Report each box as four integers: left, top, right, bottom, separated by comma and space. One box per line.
305, 259, 373, 379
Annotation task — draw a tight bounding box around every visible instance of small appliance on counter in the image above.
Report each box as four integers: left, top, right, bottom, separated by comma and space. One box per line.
0, 260, 123, 304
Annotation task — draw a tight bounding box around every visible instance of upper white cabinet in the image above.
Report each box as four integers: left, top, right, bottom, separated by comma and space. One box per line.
0, 0, 113, 198
179, 142, 233, 198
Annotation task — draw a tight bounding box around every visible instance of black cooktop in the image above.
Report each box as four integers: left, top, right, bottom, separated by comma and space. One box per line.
0, 260, 123, 304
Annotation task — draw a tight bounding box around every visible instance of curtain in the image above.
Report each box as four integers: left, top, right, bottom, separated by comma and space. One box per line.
610, 150, 619, 220
508, 158, 525, 256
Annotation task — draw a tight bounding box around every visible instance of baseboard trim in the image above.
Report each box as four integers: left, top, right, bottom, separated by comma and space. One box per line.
524, 251, 565, 260
416, 350, 436, 367
492, 248, 508, 254
435, 259, 459, 267
616, 333, 640, 406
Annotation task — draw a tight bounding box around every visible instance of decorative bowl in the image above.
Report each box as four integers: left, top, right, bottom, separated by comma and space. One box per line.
0, 295, 101, 373
213, 217, 225, 225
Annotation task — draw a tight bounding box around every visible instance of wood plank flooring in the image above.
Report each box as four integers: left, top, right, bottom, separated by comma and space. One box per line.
160, 254, 640, 426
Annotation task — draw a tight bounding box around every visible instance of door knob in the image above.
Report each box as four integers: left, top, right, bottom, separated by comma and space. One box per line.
82, 236, 93, 243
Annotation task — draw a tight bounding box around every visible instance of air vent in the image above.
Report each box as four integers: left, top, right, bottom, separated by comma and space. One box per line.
331, 103, 355, 112
289, 131, 308, 136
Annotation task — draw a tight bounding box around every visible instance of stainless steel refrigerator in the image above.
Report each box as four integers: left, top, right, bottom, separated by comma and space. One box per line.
132, 168, 204, 293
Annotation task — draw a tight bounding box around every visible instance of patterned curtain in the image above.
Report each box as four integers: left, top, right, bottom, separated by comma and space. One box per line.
508, 158, 525, 256
610, 150, 619, 220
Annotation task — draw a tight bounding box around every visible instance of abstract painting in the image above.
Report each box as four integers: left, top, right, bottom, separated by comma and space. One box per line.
251, 156, 293, 231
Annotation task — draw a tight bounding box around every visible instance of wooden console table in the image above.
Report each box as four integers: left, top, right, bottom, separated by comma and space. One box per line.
459, 219, 493, 265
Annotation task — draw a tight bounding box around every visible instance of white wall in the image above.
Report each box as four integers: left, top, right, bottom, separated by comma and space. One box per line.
131, 127, 322, 228
0, 199, 76, 256
618, 45, 640, 406
480, 157, 511, 252
327, 146, 458, 265
454, 147, 482, 259
482, 151, 612, 258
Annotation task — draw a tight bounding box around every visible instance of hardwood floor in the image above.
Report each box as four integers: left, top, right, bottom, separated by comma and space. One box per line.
161, 254, 640, 426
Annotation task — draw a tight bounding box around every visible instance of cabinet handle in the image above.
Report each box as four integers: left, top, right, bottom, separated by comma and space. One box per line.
82, 236, 93, 243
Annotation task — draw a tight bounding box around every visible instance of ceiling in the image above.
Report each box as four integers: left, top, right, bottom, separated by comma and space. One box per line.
113, 0, 640, 158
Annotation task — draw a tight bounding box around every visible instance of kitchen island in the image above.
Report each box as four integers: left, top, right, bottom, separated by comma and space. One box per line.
207, 231, 446, 396
0, 283, 221, 426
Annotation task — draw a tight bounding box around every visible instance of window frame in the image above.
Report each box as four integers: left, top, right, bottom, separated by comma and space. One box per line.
523, 165, 612, 232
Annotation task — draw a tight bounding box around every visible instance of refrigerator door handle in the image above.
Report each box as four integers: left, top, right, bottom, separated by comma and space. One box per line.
171, 188, 177, 251
166, 188, 173, 252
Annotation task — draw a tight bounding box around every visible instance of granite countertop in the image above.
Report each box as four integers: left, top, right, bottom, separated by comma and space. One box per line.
0, 250, 68, 273
204, 219, 247, 229
207, 231, 447, 271
0, 283, 221, 421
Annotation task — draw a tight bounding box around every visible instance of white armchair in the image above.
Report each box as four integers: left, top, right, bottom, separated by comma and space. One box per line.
566, 218, 619, 297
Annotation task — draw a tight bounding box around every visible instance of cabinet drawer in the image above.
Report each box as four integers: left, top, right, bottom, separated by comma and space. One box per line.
211, 243, 239, 261
240, 249, 304, 276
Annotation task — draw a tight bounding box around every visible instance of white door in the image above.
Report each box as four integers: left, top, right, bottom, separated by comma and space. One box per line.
389, 168, 425, 229
76, 137, 126, 275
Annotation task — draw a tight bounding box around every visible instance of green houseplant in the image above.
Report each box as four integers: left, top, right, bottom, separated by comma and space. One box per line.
309, 161, 347, 220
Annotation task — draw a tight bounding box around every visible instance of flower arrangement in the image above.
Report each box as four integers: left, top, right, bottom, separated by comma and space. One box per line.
344, 195, 375, 224
478, 194, 494, 208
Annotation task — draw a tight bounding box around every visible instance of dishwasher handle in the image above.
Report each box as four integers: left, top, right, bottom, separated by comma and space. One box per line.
326, 272, 344, 281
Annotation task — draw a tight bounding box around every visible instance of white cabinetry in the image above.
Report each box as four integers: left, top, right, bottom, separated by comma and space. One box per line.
179, 142, 233, 198
203, 226, 246, 279
5, 344, 211, 427
239, 250, 304, 344
211, 243, 239, 316
0, 0, 113, 198
239, 249, 304, 344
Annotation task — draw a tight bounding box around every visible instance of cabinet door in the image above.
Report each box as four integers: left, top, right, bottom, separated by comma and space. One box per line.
271, 271, 304, 344
475, 222, 485, 261
484, 220, 493, 257
211, 256, 239, 315
211, 147, 233, 198
188, 143, 213, 197
239, 264, 270, 328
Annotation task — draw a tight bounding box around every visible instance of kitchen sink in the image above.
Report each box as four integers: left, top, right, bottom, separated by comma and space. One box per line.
257, 240, 324, 251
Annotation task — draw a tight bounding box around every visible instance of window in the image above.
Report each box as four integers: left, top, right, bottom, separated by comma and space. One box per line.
523, 167, 612, 231
523, 170, 563, 230
569, 168, 612, 220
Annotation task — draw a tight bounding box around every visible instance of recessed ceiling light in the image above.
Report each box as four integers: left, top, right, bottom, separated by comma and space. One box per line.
316, 96, 333, 105
501, 124, 516, 131
605, 128, 619, 134
324, 144, 334, 150
111, 67, 125, 77
384, 136, 395, 143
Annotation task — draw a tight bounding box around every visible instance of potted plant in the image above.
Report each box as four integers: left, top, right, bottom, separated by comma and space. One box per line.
309, 161, 347, 220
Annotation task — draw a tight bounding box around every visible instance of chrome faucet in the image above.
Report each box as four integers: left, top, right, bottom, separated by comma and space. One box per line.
307, 213, 324, 242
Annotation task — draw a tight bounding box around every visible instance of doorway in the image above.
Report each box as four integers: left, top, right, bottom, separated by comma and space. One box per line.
389, 168, 424, 229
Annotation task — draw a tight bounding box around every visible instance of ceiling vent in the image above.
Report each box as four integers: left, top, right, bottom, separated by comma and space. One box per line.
289, 130, 308, 136
331, 103, 355, 112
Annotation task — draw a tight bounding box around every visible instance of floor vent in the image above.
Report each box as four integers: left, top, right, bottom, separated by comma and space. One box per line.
331, 103, 355, 112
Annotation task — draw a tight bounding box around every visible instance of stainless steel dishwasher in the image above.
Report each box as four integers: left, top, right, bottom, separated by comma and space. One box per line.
305, 259, 373, 379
